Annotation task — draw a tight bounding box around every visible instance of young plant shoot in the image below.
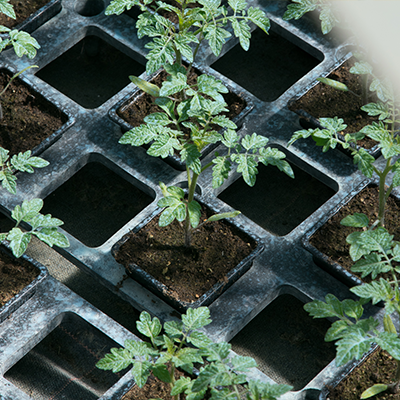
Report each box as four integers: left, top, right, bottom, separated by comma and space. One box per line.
106, 0, 294, 246
305, 227, 400, 398
288, 76, 400, 230
97, 306, 292, 400
0, 2, 69, 258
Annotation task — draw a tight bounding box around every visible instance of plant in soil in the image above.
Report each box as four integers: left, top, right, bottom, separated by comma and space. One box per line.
0, 2, 69, 259
289, 80, 400, 230
108, 0, 294, 247
97, 306, 292, 400
304, 227, 400, 399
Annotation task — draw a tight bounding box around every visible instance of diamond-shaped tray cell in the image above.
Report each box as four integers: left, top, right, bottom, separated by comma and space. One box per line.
42, 160, 155, 247
36, 29, 146, 108
230, 293, 336, 391
4, 312, 129, 400
211, 27, 323, 102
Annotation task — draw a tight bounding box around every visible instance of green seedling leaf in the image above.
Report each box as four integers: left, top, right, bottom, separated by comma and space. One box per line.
148, 132, 181, 158
0, 169, 17, 194
203, 25, 231, 57
206, 211, 240, 223
351, 278, 393, 305
7, 228, 31, 258
0, 0, 16, 18
361, 384, 388, 399
137, 311, 162, 339
105, 0, 137, 15
246, 7, 270, 33
232, 19, 251, 51
341, 213, 369, 228
96, 347, 133, 372
232, 153, 258, 187
130, 75, 160, 97
9, 30, 40, 58
171, 376, 192, 395
375, 332, 400, 360
317, 77, 349, 92
350, 61, 373, 75
283, 0, 317, 21
335, 330, 373, 366
132, 359, 152, 388
182, 307, 211, 330
212, 156, 231, 188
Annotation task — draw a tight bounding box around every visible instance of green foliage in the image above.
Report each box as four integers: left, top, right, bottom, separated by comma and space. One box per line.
304, 226, 400, 396
283, 0, 337, 34
0, 26, 40, 58
0, 147, 49, 194
109, 0, 294, 246
106, 0, 269, 74
1, 199, 70, 258
97, 307, 292, 400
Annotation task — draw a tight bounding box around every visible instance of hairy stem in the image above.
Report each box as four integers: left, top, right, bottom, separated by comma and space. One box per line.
184, 171, 199, 247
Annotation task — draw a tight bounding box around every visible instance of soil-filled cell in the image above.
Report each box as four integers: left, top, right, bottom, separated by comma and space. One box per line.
211, 28, 322, 102
217, 158, 336, 236
36, 34, 145, 108
5, 312, 128, 400
42, 162, 154, 247
230, 294, 336, 390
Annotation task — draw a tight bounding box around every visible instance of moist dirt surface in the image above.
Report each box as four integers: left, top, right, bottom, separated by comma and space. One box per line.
117, 68, 246, 129
0, 249, 39, 308
114, 206, 256, 304
122, 369, 192, 400
0, 0, 49, 27
310, 185, 400, 283
327, 348, 400, 400
289, 58, 379, 149
0, 69, 66, 156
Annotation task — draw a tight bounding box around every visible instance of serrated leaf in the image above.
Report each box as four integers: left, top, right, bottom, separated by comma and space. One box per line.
0, 169, 17, 194
182, 307, 211, 330
350, 278, 393, 305
187, 330, 212, 348
343, 299, 364, 320
304, 294, 344, 319
231, 355, 257, 371
9, 30, 40, 58
105, 0, 137, 15
119, 124, 158, 147
259, 147, 294, 179
353, 149, 375, 178
232, 153, 258, 187
325, 320, 349, 342
148, 133, 181, 158
212, 156, 231, 188
350, 61, 373, 75
96, 347, 133, 373
248, 380, 292, 400
35, 228, 69, 248
192, 364, 219, 392
132, 359, 152, 388
231, 19, 251, 51
335, 330, 373, 366
351, 254, 390, 280
137, 311, 162, 339
0, 0, 16, 18
160, 73, 187, 97
171, 376, 192, 396
288, 129, 313, 146
241, 133, 268, 151
283, 0, 317, 21
7, 228, 31, 258
361, 102, 390, 120
180, 143, 201, 175
246, 7, 270, 33
203, 25, 231, 56
319, 3, 336, 34
375, 332, 400, 360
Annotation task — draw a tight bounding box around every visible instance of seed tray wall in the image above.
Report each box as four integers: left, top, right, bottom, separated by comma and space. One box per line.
0, 0, 389, 398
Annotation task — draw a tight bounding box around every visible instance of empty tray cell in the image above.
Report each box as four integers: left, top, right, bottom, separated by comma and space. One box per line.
36, 33, 145, 108
230, 294, 336, 391
217, 153, 337, 236
211, 28, 322, 102
42, 161, 155, 247
4, 312, 129, 400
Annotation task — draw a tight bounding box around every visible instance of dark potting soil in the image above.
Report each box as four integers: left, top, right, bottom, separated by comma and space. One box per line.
117, 68, 246, 129
0, 0, 49, 27
0, 248, 39, 308
122, 369, 190, 400
289, 58, 379, 149
327, 348, 400, 400
114, 207, 256, 304
310, 185, 400, 283
0, 69, 67, 156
